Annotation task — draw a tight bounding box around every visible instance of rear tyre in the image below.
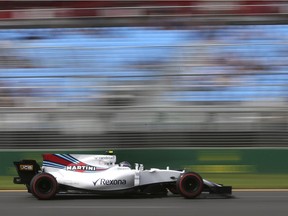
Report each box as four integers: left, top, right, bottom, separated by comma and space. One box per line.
177, 172, 203, 199
30, 173, 58, 200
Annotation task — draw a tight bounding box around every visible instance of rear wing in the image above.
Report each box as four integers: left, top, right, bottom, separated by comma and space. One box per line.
13, 160, 41, 185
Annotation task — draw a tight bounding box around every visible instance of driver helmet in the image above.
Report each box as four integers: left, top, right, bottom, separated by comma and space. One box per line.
119, 161, 131, 168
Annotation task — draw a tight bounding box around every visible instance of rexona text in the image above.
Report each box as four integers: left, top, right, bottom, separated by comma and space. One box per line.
93, 179, 127, 186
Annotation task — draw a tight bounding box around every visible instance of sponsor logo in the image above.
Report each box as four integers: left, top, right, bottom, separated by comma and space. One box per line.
93, 178, 127, 186
67, 165, 97, 171
95, 156, 115, 160
19, 165, 33, 171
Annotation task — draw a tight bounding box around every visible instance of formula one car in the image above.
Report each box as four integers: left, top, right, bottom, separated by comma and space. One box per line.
13, 151, 232, 200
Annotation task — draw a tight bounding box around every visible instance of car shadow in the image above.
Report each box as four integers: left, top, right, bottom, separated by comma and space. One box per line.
52, 192, 234, 200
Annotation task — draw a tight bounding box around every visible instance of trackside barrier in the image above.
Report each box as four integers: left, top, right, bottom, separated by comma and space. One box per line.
1, 148, 288, 176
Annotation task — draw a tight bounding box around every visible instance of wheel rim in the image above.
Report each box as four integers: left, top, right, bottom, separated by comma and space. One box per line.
36, 178, 53, 194
182, 176, 200, 194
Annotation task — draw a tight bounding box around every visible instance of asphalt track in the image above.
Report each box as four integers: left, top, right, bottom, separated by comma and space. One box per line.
1, 191, 288, 216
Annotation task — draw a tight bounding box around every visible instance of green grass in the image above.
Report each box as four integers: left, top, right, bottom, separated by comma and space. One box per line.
0, 176, 26, 190
1, 174, 288, 190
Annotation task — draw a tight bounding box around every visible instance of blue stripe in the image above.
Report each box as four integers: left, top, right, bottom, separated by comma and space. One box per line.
54, 154, 74, 163
43, 162, 65, 169
65, 154, 80, 163
44, 161, 66, 167
43, 161, 66, 169
44, 164, 65, 169
59, 154, 79, 163
54, 154, 79, 163
43, 165, 64, 170
66, 154, 81, 163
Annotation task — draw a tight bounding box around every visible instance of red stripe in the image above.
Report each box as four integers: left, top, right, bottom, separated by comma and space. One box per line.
42, 154, 73, 166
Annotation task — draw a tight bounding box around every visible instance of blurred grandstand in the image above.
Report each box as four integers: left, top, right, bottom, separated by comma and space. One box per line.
0, 1, 287, 149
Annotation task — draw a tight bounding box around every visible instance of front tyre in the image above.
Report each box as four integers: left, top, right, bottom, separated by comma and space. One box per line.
30, 173, 58, 200
177, 172, 203, 199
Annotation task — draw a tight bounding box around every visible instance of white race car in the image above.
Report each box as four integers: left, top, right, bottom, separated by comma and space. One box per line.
14, 151, 232, 200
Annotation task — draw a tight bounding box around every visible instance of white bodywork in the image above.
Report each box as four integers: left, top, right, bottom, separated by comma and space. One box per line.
42, 154, 186, 191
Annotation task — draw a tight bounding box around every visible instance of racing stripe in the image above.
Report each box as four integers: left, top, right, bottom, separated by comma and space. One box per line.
42, 154, 72, 166
65, 154, 81, 163
55, 154, 79, 164
43, 161, 66, 169
42, 154, 108, 172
